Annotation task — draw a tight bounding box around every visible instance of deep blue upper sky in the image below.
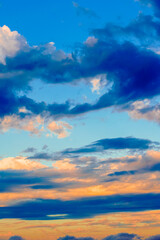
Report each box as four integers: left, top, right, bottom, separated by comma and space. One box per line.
0, 0, 150, 48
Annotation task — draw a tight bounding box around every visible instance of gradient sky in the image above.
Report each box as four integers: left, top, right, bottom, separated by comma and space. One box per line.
0, 1, 160, 240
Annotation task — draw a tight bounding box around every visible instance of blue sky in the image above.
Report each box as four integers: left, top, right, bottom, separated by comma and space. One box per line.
0, 0, 160, 240
0, 0, 150, 47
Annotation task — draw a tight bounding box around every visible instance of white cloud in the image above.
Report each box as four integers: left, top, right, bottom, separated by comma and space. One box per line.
84, 36, 98, 47
0, 25, 27, 65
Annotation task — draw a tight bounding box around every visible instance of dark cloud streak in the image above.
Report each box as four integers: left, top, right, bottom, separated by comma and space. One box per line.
0, 193, 160, 220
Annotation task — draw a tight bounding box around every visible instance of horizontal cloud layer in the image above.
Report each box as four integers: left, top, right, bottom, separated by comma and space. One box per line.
0, 193, 160, 220
6, 234, 160, 240
58, 137, 158, 156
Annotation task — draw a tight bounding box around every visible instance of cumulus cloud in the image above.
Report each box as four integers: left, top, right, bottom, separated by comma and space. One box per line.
84, 36, 98, 47
0, 25, 27, 65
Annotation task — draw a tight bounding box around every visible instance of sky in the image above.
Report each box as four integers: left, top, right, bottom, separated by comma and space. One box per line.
0, 0, 160, 240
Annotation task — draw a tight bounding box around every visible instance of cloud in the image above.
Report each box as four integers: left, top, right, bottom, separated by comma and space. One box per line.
57, 235, 160, 240
146, 235, 160, 240
128, 99, 160, 124
0, 17, 160, 122
0, 193, 159, 220
59, 137, 158, 156
102, 233, 141, 240
0, 114, 72, 138
5, 234, 160, 240
47, 120, 72, 138
0, 156, 47, 170
139, 0, 160, 18
0, 25, 27, 65
22, 147, 37, 153
0, 150, 160, 204
2, 15, 160, 125
8, 236, 25, 240
0, 168, 68, 193
58, 236, 94, 240
28, 152, 53, 160
84, 36, 98, 47
72, 2, 99, 18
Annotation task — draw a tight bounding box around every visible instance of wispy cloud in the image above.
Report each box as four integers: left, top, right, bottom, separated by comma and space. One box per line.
72, 2, 99, 19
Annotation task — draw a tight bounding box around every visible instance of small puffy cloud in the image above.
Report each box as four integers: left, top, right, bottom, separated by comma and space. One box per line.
47, 121, 72, 138
84, 36, 98, 47
90, 74, 107, 94
0, 25, 27, 64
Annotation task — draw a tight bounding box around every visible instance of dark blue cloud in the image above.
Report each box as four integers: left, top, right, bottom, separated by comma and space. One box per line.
7, 234, 159, 240
0, 170, 70, 193
0, 193, 160, 220
57, 235, 160, 240
93, 14, 160, 46
107, 170, 136, 177
60, 137, 158, 155
9, 236, 25, 240
102, 233, 141, 240
106, 162, 160, 179
28, 152, 53, 160
58, 236, 94, 240
146, 235, 160, 240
